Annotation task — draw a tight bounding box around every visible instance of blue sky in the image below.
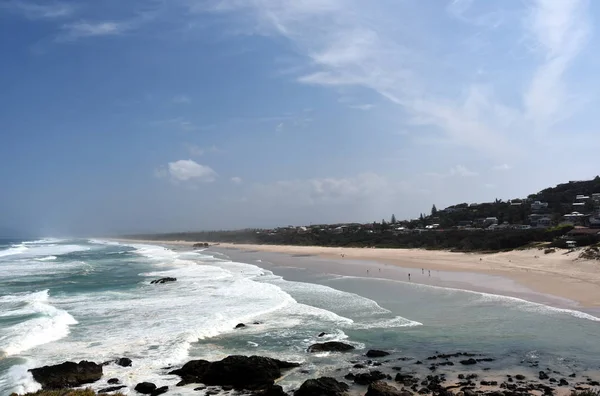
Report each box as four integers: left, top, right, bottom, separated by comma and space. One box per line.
1, 0, 599, 235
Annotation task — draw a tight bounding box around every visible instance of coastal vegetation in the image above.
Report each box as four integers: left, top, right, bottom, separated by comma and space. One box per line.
126, 178, 600, 252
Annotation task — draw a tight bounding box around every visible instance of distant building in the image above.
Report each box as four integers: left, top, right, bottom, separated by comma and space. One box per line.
563, 212, 587, 225
483, 217, 499, 227
529, 214, 552, 228
575, 195, 590, 200
531, 201, 549, 212
590, 213, 600, 228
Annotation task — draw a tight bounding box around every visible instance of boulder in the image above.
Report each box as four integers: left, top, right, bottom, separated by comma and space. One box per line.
116, 358, 132, 367
307, 342, 355, 353
515, 375, 526, 381
366, 381, 411, 396
558, 379, 568, 386
459, 359, 477, 366
294, 377, 349, 396
152, 386, 169, 395
169, 355, 299, 389
318, 332, 328, 337
150, 277, 177, 284
235, 323, 246, 329
539, 371, 549, 380
98, 385, 126, 394
354, 371, 387, 385
29, 360, 103, 389
366, 350, 390, 358
135, 382, 157, 394
107, 378, 120, 384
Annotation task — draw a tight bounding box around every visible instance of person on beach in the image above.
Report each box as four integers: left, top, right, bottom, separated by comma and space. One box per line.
422, 268, 424, 274
408, 273, 411, 281
428, 270, 431, 277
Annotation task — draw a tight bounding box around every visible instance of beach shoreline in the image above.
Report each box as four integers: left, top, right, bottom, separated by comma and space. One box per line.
112, 239, 600, 310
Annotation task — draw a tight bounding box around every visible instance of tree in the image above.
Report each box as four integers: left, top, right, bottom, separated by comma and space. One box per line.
431, 204, 438, 216
419, 213, 425, 221
391, 214, 397, 224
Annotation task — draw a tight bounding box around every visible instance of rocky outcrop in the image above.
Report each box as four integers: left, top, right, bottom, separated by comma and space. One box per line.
150, 277, 176, 284
29, 361, 103, 389
353, 371, 387, 385
307, 342, 355, 353
366, 381, 411, 396
294, 377, 349, 396
115, 358, 132, 367
169, 355, 300, 389
366, 350, 390, 358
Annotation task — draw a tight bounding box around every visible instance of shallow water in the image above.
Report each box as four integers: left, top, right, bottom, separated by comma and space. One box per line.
0, 238, 599, 395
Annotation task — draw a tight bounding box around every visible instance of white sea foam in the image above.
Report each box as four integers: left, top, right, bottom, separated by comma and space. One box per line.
0, 244, 28, 257
0, 243, 89, 260
351, 315, 423, 329
0, 290, 78, 356
35, 256, 57, 261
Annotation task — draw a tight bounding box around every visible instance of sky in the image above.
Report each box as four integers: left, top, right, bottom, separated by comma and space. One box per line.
1, 0, 600, 235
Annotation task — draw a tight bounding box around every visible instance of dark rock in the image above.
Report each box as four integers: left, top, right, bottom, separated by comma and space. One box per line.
135, 382, 157, 394
307, 342, 355, 353
344, 373, 355, 381
116, 358, 132, 367
415, 361, 423, 365
354, 370, 387, 385
194, 386, 207, 391
300, 370, 310, 374
392, 367, 403, 371
29, 360, 103, 389
480, 381, 498, 386
294, 377, 349, 396
507, 378, 513, 383
549, 378, 557, 383
98, 385, 126, 394
588, 380, 600, 386
476, 358, 494, 362
170, 355, 299, 389
558, 379, 568, 386
318, 332, 328, 337
107, 378, 120, 384
372, 362, 382, 367
252, 385, 288, 396
235, 323, 246, 329
150, 277, 177, 284
366, 381, 410, 396
206, 391, 220, 395
418, 388, 429, 394
398, 357, 412, 361
569, 374, 576, 378
539, 371, 549, 380
253, 322, 262, 325
222, 385, 234, 391
458, 375, 465, 380
395, 373, 417, 386
353, 364, 366, 369
151, 386, 168, 396
460, 359, 477, 366
366, 350, 391, 358
515, 375, 526, 381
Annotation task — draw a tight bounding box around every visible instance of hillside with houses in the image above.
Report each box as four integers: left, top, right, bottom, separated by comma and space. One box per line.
129, 178, 600, 252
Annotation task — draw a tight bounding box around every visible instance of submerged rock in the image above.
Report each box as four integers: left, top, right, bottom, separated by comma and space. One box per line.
169, 355, 299, 389
115, 358, 132, 367
459, 359, 477, 366
539, 372, 549, 380
235, 323, 246, 329
294, 377, 349, 396
152, 386, 169, 395
29, 360, 103, 389
318, 332, 328, 337
107, 378, 120, 384
307, 342, 355, 353
150, 277, 177, 284
366, 350, 390, 358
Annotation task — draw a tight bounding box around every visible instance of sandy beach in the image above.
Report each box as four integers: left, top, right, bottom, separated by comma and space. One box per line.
114, 239, 600, 309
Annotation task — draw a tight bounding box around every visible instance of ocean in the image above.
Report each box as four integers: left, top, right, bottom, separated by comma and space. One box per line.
1, 238, 599, 395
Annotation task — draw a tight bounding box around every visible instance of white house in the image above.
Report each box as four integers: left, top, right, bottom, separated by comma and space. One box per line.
531, 201, 549, 211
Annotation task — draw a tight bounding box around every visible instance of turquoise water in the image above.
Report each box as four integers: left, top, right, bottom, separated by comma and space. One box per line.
1, 238, 599, 395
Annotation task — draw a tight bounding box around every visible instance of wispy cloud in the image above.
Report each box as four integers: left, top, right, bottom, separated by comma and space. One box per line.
492, 163, 511, 171
231, 176, 242, 184
185, 144, 221, 156
523, 0, 590, 134
349, 104, 375, 111
426, 165, 479, 178
172, 94, 192, 104
57, 21, 127, 41
1, 1, 74, 20
202, 0, 590, 157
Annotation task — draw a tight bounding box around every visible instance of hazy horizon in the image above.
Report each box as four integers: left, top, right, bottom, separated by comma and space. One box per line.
2, 0, 600, 235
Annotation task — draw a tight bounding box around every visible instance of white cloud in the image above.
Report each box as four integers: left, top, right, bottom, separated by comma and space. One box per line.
275, 122, 284, 132
450, 165, 478, 177
349, 104, 375, 111
172, 95, 191, 104
492, 163, 511, 171
231, 176, 242, 184
166, 160, 217, 182
1, 1, 74, 19
203, 0, 589, 157
523, 0, 590, 133
58, 21, 126, 41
